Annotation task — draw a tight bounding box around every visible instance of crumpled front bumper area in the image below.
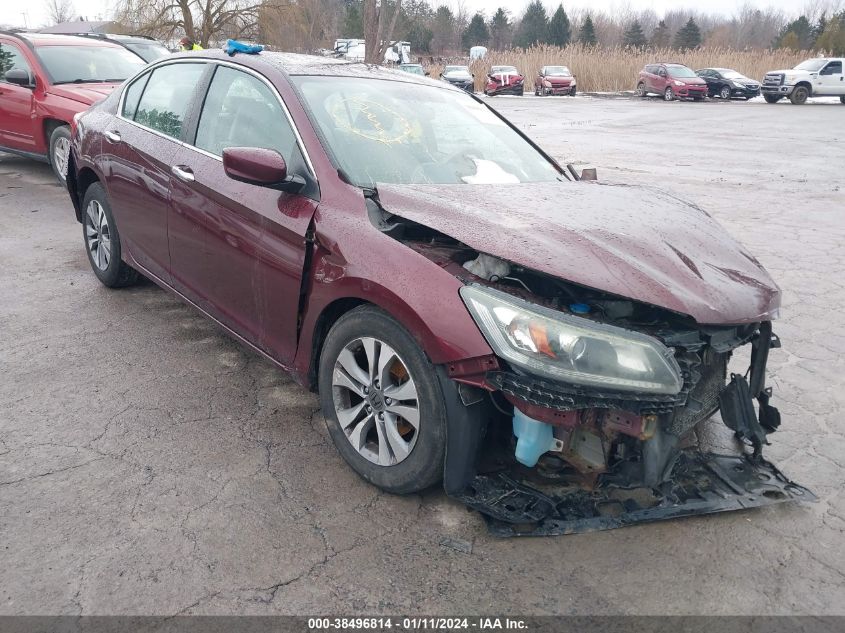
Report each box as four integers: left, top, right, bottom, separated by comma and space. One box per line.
452, 451, 815, 537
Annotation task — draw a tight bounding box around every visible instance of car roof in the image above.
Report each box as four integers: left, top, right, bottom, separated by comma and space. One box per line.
3, 32, 124, 48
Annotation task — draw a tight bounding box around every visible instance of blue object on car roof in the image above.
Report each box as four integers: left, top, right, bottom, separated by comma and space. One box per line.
570, 303, 590, 314
224, 39, 264, 56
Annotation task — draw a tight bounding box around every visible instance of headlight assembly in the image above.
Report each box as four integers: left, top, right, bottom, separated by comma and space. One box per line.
460, 285, 683, 394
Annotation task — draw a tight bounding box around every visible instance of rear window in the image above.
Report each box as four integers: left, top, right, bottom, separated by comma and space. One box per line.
35, 45, 145, 84
132, 62, 205, 139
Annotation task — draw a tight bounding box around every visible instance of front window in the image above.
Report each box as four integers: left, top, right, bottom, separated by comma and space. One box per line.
292, 76, 561, 188
795, 59, 827, 72
35, 45, 145, 84
667, 66, 697, 78
0, 42, 32, 80
544, 66, 571, 77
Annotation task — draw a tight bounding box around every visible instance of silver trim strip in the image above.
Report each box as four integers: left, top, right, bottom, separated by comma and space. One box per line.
116, 57, 317, 178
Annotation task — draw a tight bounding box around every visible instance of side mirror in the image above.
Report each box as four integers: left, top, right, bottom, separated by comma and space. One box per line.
222, 147, 304, 193
5, 68, 34, 88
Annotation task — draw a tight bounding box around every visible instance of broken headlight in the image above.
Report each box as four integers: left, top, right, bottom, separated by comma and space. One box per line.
460, 285, 683, 394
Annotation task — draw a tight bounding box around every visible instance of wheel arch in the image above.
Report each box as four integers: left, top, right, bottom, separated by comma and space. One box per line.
794, 81, 812, 94
42, 117, 70, 149
69, 165, 103, 223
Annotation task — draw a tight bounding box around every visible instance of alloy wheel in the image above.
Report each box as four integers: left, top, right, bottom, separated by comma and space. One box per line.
85, 200, 111, 271
720, 86, 731, 100
664, 87, 674, 101
53, 137, 70, 181
331, 337, 420, 466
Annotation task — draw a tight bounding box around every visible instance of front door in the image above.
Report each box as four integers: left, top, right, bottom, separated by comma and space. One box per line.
103, 61, 207, 284
0, 40, 36, 152
168, 64, 318, 364
817, 60, 844, 95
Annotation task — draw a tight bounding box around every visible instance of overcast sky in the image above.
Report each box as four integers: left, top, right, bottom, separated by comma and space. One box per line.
1, 0, 825, 31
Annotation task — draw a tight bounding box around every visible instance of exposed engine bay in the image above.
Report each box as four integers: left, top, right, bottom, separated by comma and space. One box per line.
367, 194, 815, 536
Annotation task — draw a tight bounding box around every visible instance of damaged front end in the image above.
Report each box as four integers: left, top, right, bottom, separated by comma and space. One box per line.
375, 203, 815, 536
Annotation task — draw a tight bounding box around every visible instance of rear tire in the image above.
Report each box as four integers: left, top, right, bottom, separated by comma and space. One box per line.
764, 94, 782, 104
789, 85, 809, 105
81, 183, 139, 288
49, 125, 71, 184
318, 306, 448, 494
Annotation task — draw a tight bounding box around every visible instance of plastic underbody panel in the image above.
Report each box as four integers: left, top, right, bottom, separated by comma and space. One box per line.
452, 451, 816, 537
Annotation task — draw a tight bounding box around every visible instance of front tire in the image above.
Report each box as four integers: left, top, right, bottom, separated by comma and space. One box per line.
81, 183, 139, 288
636, 82, 647, 97
720, 85, 731, 100
764, 94, 782, 103
790, 85, 809, 105
840, 96, 845, 104
318, 306, 447, 494
49, 125, 71, 184
569, 86, 577, 96
664, 87, 675, 101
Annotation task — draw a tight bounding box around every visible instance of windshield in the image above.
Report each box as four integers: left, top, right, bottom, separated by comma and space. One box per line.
444, 66, 469, 75
667, 66, 697, 78
721, 70, 744, 79
292, 76, 561, 188
400, 65, 425, 75
492, 66, 518, 74
36, 45, 145, 84
123, 42, 170, 62
795, 59, 827, 72
544, 66, 571, 76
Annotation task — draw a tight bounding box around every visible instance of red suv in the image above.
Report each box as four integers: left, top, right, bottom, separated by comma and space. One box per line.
0, 32, 145, 182
636, 63, 708, 101
65, 51, 809, 535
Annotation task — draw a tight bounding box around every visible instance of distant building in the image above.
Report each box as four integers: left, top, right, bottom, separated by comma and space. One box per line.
39, 20, 117, 34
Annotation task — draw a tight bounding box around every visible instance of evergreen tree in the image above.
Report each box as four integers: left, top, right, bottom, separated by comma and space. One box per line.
462, 12, 490, 48
514, 0, 550, 48
489, 7, 512, 49
673, 17, 702, 50
342, 1, 363, 38
548, 4, 571, 47
775, 15, 814, 50
431, 5, 456, 54
578, 15, 597, 46
815, 11, 845, 55
650, 19, 671, 48
623, 19, 647, 48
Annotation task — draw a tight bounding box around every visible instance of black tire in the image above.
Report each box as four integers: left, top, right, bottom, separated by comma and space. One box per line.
48, 124, 71, 184
790, 85, 809, 105
664, 86, 675, 101
636, 82, 647, 97
534, 86, 540, 96
517, 87, 524, 96
569, 86, 577, 96
720, 85, 731, 100
318, 305, 448, 494
840, 96, 845, 104
81, 183, 139, 288
764, 94, 782, 104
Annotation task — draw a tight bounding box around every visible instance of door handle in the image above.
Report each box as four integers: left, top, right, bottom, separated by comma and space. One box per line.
171, 165, 195, 183
104, 130, 121, 143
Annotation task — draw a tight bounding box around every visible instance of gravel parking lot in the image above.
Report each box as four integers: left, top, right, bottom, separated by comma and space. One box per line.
2, 95, 844, 616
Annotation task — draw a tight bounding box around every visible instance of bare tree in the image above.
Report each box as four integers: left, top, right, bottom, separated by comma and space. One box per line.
113, 0, 260, 47
44, 0, 75, 25
363, 0, 403, 64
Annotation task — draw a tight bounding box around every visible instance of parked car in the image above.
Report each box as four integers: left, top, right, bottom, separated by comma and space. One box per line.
440, 65, 473, 92
485, 65, 524, 96
534, 65, 576, 96
64, 33, 171, 63
0, 31, 146, 182
695, 67, 760, 100
66, 50, 810, 535
636, 63, 708, 101
398, 63, 425, 76
762, 57, 845, 105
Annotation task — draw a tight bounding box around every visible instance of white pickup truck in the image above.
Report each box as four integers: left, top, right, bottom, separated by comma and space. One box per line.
762, 57, 845, 104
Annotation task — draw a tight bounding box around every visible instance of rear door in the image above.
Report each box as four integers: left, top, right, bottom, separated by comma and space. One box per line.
168, 63, 319, 363
0, 39, 37, 151
104, 61, 208, 284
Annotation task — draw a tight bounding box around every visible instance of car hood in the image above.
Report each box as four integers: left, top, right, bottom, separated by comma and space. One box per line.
377, 182, 780, 324
545, 76, 573, 83
46, 82, 120, 106
444, 73, 472, 82
674, 77, 707, 85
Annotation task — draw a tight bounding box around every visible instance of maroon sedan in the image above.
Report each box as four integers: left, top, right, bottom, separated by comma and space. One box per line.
66, 50, 811, 535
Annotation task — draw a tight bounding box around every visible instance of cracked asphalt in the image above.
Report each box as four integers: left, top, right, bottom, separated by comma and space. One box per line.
1, 96, 844, 616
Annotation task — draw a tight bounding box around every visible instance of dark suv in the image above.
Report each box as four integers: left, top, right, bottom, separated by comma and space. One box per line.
636, 63, 708, 101
0, 31, 145, 182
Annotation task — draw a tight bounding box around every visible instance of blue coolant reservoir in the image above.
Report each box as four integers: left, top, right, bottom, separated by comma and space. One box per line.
512, 408, 557, 467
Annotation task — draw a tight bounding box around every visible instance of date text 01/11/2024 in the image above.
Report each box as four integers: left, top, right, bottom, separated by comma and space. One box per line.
308, 617, 529, 630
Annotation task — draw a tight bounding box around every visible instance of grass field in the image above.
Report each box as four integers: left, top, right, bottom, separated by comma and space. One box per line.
429, 44, 810, 93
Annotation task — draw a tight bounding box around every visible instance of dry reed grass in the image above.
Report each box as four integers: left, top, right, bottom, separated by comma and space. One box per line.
426, 44, 810, 93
